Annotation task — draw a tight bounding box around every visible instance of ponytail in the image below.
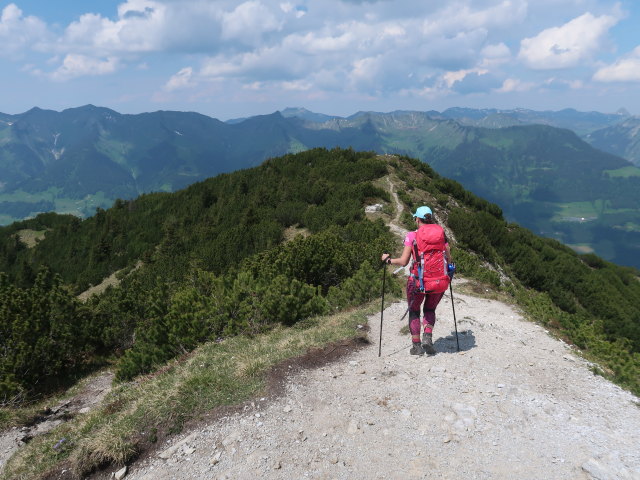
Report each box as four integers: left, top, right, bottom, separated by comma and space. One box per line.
418, 214, 435, 225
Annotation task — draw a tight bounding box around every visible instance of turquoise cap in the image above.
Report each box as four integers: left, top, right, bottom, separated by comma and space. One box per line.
412, 206, 433, 219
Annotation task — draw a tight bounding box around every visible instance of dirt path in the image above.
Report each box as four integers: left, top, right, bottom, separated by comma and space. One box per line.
386, 176, 409, 240
124, 281, 640, 480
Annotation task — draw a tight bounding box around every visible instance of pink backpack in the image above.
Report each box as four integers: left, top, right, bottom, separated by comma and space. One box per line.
410, 224, 450, 293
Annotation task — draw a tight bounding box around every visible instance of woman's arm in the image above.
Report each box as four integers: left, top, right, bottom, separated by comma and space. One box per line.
381, 245, 413, 267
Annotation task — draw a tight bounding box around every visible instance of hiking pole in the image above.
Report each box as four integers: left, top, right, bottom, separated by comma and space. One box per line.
449, 281, 460, 352
379, 253, 389, 357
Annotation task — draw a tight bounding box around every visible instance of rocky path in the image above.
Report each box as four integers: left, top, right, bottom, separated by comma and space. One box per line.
0, 372, 114, 472
124, 281, 640, 480
386, 176, 409, 240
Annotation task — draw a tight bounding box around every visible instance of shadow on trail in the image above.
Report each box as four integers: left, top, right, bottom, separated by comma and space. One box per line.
434, 329, 476, 354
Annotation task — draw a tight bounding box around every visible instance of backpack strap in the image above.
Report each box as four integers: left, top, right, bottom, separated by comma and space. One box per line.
411, 239, 428, 292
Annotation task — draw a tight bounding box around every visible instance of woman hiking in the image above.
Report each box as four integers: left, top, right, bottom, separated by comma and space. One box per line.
381, 206, 452, 356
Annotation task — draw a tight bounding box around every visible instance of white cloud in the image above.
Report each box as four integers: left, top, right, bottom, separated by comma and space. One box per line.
281, 79, 313, 91
164, 67, 195, 91
441, 68, 502, 94
5, 0, 636, 114
497, 75, 581, 93
283, 30, 357, 54
482, 42, 510, 58
442, 69, 484, 89
418, 29, 489, 71
62, 2, 169, 54
172, 1, 535, 101
422, 0, 527, 37
518, 11, 619, 69
200, 46, 303, 81
50, 54, 119, 81
480, 42, 511, 67
593, 46, 640, 82
221, 1, 282, 45
498, 78, 536, 92
348, 56, 384, 89
0, 3, 49, 57
542, 76, 584, 90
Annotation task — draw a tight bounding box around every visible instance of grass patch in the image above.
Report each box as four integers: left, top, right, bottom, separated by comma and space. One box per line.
550, 200, 603, 220
282, 225, 311, 243
16, 229, 46, 248
0, 298, 394, 480
604, 166, 640, 178
0, 370, 115, 432
567, 244, 595, 254
0, 189, 114, 220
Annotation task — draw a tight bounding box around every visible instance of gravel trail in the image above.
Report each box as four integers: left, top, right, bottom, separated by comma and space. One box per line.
125, 279, 640, 480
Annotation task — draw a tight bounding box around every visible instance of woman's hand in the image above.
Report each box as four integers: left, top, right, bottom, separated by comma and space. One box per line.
381, 253, 392, 265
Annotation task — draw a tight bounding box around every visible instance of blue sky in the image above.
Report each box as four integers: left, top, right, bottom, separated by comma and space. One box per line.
1, 0, 639, 120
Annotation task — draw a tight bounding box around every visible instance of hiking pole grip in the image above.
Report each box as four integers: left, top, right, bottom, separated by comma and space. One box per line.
449, 282, 460, 352
379, 252, 389, 357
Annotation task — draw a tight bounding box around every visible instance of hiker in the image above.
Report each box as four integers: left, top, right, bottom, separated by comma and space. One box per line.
381, 206, 452, 356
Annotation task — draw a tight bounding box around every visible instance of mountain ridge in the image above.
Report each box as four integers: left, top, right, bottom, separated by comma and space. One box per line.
1, 105, 639, 268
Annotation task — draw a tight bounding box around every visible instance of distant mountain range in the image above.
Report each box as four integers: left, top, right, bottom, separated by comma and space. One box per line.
583, 116, 640, 167
439, 106, 629, 134
1, 105, 639, 267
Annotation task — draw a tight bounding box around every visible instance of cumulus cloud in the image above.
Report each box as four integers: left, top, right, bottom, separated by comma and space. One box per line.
421, 0, 527, 38
448, 70, 502, 94
0, 3, 49, 57
62, 2, 170, 54
164, 0, 535, 101
418, 29, 489, 71
221, 1, 282, 45
280, 2, 306, 18
480, 42, 511, 67
50, 54, 119, 81
164, 67, 195, 91
6, 0, 636, 114
542, 76, 583, 90
518, 11, 619, 69
498, 78, 536, 93
593, 46, 640, 82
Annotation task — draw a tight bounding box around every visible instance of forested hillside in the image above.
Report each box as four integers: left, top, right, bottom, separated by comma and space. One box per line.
1, 149, 639, 405
0, 149, 399, 399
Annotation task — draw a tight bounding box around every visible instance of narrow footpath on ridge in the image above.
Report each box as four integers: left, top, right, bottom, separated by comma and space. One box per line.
121, 176, 640, 480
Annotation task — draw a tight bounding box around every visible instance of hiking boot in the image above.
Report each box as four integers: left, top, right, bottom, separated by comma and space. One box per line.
409, 343, 425, 356
421, 333, 436, 355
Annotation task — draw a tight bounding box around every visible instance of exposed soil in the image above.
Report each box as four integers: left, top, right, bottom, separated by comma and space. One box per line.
0, 371, 114, 473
